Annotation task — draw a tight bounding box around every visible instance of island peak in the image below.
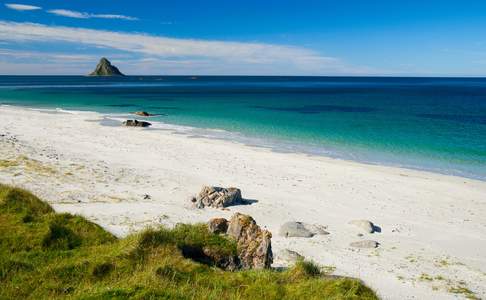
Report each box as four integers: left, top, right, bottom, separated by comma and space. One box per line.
89, 57, 124, 76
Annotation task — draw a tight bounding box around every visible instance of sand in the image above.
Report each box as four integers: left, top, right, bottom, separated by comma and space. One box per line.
1, 105, 485, 299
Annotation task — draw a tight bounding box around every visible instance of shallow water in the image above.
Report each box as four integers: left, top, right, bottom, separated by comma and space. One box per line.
1, 76, 485, 180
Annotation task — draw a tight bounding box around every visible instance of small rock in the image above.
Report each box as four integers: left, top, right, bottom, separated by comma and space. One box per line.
279, 222, 314, 238
349, 220, 376, 233
350, 240, 379, 248
123, 120, 152, 127
276, 249, 304, 264
133, 111, 151, 117
303, 224, 330, 235
208, 218, 229, 234
143, 194, 151, 200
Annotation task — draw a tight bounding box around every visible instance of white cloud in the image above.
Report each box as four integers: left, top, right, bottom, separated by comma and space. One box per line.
5, 3, 41, 11
0, 21, 372, 75
0, 48, 97, 62
47, 9, 138, 21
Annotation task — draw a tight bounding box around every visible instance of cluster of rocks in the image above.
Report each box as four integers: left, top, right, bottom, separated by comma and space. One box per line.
208, 213, 273, 270
191, 186, 243, 208
122, 120, 152, 127
278, 218, 380, 249
190, 185, 380, 261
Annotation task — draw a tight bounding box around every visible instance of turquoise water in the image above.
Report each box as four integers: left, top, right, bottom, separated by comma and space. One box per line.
1, 76, 485, 180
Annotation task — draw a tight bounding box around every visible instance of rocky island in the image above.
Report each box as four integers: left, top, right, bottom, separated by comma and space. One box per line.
89, 57, 124, 76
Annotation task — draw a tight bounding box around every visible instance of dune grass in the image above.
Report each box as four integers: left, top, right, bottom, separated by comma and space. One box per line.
0, 184, 378, 299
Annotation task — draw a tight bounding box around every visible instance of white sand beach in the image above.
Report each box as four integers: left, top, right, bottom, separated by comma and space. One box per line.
1, 105, 485, 300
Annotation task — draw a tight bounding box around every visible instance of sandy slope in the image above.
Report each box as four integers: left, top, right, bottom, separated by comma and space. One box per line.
0, 105, 485, 300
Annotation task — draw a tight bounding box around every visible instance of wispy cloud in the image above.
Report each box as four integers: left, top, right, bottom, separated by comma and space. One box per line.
0, 48, 97, 62
5, 3, 41, 11
0, 20, 371, 75
47, 9, 138, 21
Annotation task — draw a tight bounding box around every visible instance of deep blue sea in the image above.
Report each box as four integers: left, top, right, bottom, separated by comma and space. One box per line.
1, 76, 485, 180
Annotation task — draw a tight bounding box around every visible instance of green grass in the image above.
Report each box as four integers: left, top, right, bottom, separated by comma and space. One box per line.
0, 184, 378, 299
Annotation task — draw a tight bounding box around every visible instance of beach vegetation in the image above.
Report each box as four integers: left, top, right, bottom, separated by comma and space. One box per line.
0, 184, 378, 299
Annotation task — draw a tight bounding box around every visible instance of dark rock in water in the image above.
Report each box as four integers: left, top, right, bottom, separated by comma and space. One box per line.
133, 111, 151, 117
193, 186, 243, 208
89, 57, 124, 76
227, 213, 273, 269
208, 218, 229, 234
123, 120, 152, 127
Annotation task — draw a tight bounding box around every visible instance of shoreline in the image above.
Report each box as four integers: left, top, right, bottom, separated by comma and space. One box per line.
3, 103, 485, 182
1, 105, 485, 299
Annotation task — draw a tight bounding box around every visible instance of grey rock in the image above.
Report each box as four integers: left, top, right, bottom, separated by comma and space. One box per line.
279, 222, 329, 238
193, 186, 243, 208
279, 222, 314, 238
349, 220, 376, 233
350, 240, 379, 248
276, 249, 304, 264
123, 120, 152, 127
89, 57, 124, 76
303, 224, 330, 235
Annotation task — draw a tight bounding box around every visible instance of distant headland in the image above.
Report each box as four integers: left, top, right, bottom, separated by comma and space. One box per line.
89, 57, 124, 76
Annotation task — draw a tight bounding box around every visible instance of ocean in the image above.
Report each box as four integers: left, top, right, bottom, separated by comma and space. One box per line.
0, 76, 485, 180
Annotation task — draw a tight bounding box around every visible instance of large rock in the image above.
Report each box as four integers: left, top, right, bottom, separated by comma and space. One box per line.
279, 222, 329, 238
89, 57, 124, 76
350, 240, 379, 248
123, 120, 152, 127
193, 186, 243, 208
227, 213, 273, 269
349, 220, 377, 233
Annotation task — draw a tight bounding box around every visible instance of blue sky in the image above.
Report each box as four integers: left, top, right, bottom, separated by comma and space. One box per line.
1, 0, 486, 75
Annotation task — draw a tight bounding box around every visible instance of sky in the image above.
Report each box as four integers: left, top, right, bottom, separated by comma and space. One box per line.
1, 0, 486, 76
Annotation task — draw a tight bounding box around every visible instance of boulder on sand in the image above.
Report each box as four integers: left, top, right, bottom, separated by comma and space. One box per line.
122, 120, 152, 127
193, 186, 243, 208
276, 249, 304, 264
349, 220, 377, 234
279, 221, 329, 238
350, 240, 379, 248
